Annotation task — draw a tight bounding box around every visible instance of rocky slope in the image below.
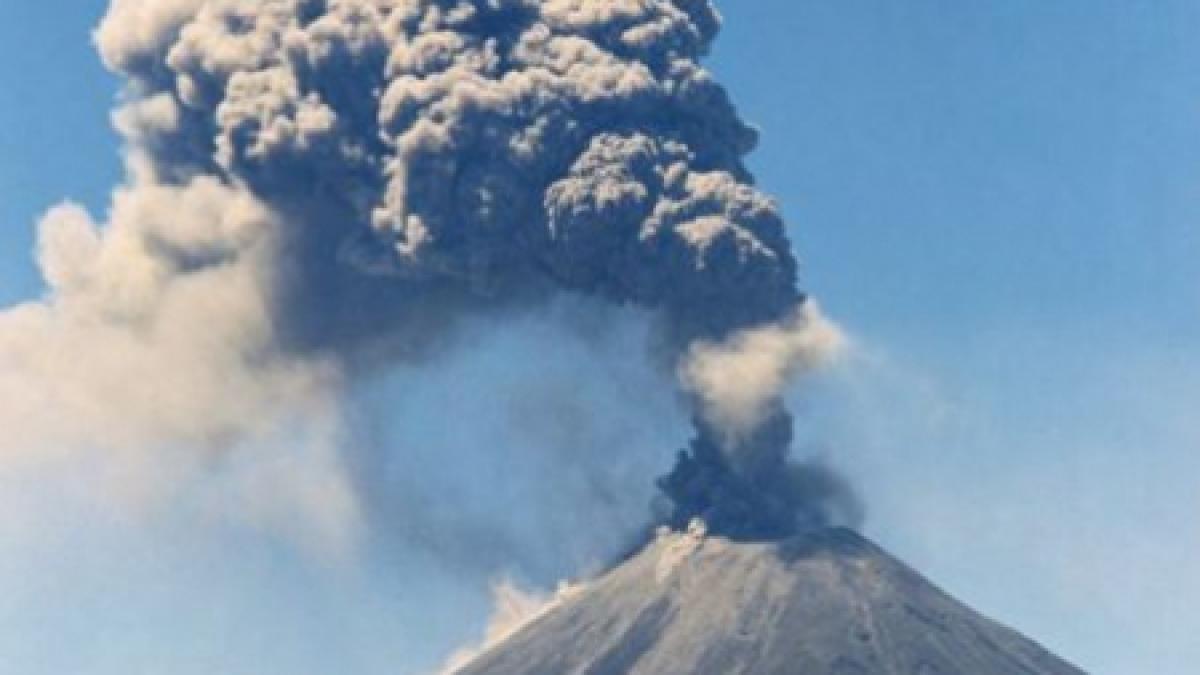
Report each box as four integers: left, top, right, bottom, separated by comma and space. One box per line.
456, 525, 1084, 674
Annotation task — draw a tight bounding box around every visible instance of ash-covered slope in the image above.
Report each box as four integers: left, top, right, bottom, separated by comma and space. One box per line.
456, 526, 1084, 675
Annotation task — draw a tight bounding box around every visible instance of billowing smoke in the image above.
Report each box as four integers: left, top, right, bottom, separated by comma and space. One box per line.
4, 0, 858, 560
662, 303, 856, 537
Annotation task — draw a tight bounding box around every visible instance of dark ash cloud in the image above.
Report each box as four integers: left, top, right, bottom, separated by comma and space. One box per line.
1, 0, 862, 545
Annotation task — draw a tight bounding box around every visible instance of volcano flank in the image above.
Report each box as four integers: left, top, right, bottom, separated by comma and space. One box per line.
454, 526, 1085, 675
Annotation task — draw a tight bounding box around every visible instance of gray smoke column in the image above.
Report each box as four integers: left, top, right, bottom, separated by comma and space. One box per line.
78, 0, 860, 539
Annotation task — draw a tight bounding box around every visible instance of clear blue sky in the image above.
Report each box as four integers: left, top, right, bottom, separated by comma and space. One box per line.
1, 2, 1197, 674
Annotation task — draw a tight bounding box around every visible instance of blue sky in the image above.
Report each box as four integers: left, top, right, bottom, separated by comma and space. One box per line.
710, 3, 1200, 673
1, 2, 1197, 674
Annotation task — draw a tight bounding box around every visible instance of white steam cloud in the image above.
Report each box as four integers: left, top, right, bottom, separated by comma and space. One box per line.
1, 168, 360, 555
681, 302, 846, 441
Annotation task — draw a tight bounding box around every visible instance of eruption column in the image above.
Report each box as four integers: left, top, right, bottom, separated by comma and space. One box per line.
29, 0, 859, 539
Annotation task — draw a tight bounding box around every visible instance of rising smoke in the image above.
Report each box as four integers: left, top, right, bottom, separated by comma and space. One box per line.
3, 0, 859, 555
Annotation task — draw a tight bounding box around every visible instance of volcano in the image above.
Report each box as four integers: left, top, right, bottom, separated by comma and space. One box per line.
454, 525, 1084, 675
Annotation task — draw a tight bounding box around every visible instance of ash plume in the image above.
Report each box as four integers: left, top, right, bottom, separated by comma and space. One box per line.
1, 0, 858, 548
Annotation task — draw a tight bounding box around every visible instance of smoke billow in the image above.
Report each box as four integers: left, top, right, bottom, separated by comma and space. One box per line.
3, 0, 858, 559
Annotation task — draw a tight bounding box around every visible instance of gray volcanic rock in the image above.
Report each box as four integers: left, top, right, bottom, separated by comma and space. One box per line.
456, 526, 1084, 675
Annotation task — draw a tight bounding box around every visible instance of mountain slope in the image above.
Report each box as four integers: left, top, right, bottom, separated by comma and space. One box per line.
456, 526, 1084, 675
